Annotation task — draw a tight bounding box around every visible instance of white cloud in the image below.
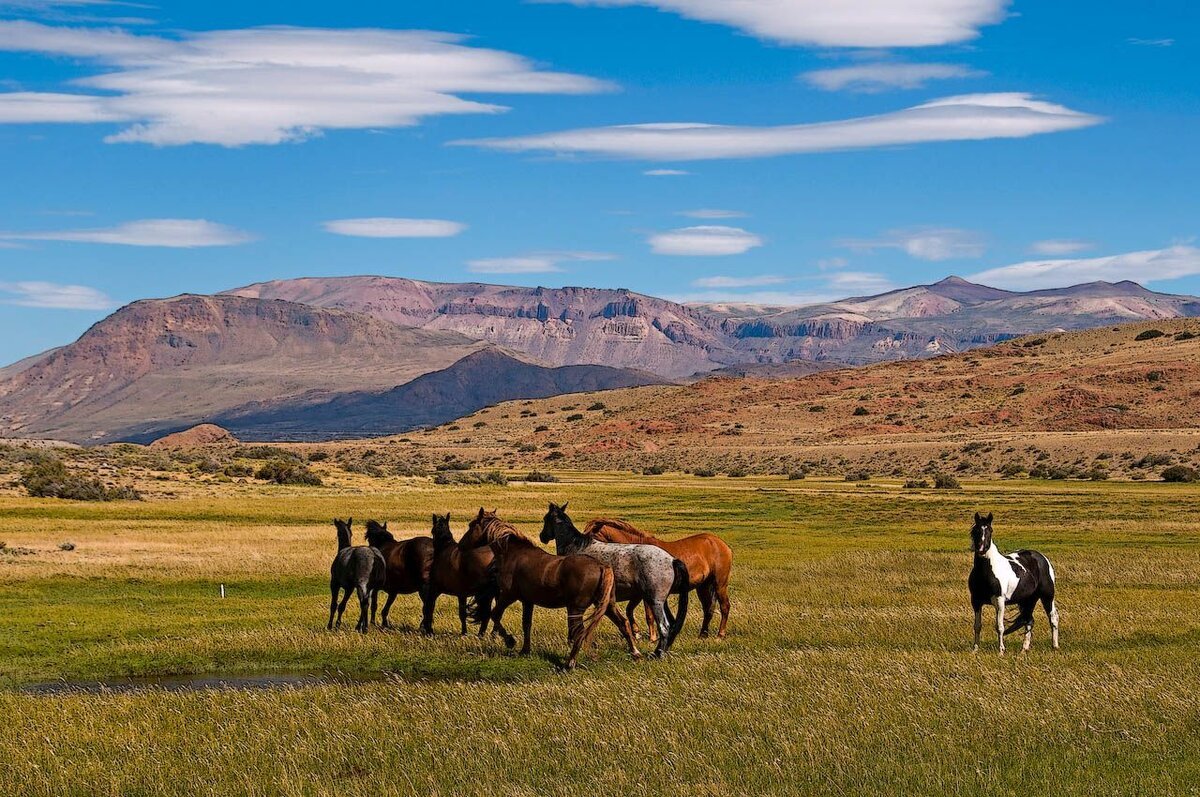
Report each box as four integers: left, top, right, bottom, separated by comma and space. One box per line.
678, 208, 746, 219
466, 250, 615, 274
322, 218, 466, 238
825, 270, 896, 293
1129, 38, 1174, 47
1029, 238, 1094, 256
0, 218, 254, 247
0, 280, 114, 310
644, 168, 690, 176
840, 227, 986, 261
971, 245, 1200, 290
649, 225, 763, 256
460, 93, 1102, 161
0, 21, 610, 146
550, 0, 1009, 47
692, 274, 786, 288
802, 62, 983, 93
677, 289, 836, 306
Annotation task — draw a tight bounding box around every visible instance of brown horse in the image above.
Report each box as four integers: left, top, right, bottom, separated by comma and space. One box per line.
585, 518, 732, 639
468, 509, 638, 669
364, 520, 433, 630
421, 513, 494, 636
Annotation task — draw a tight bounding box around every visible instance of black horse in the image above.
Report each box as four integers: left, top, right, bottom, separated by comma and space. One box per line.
968, 513, 1060, 654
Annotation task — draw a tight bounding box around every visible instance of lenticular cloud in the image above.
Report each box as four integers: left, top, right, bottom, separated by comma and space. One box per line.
0, 21, 611, 146
460, 93, 1103, 161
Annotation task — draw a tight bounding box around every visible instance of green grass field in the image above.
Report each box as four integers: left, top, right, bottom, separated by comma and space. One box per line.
2, 475, 1198, 796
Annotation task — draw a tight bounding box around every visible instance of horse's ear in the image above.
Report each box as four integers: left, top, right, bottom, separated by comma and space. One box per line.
561, 501, 569, 512
383, 521, 388, 530
974, 512, 982, 524
432, 514, 437, 525
985, 513, 993, 524
477, 507, 485, 520
445, 513, 450, 523
347, 517, 353, 527
548, 501, 556, 512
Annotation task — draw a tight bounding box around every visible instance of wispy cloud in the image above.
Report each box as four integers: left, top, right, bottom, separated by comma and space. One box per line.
678, 208, 746, 219
1030, 239, 1094, 256
0, 218, 254, 247
971, 245, 1200, 290
0, 280, 114, 310
1129, 37, 1174, 47
802, 62, 984, 93
692, 274, 785, 288
549, 0, 1010, 48
649, 226, 763, 256
460, 94, 1102, 161
826, 270, 896, 293
0, 21, 611, 146
322, 218, 466, 238
466, 250, 615, 274
840, 227, 986, 261
644, 169, 690, 176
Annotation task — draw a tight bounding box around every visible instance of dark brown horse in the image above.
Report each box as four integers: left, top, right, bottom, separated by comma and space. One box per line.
421, 512, 494, 636
468, 510, 638, 669
585, 518, 733, 639
364, 520, 433, 630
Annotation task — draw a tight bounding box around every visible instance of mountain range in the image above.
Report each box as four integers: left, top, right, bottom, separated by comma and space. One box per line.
2, 275, 1197, 444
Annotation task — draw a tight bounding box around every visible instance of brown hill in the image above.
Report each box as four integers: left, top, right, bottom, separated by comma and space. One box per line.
225, 277, 742, 379
409, 320, 1200, 472
149, 424, 239, 450
0, 295, 485, 444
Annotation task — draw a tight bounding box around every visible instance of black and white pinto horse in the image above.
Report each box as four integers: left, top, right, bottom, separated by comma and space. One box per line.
968, 513, 1060, 654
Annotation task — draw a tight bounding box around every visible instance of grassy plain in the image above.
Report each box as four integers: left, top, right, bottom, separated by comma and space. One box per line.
1, 474, 1198, 796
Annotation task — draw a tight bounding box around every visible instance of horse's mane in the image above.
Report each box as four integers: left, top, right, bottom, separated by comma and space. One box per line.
477, 515, 535, 551
584, 518, 652, 540
364, 520, 396, 546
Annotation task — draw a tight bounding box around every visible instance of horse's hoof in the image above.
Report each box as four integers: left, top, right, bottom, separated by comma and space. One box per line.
698, 631, 710, 639
504, 637, 517, 650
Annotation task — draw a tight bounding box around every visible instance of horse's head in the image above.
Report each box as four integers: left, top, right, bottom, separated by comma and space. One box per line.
364, 519, 395, 547
971, 512, 994, 556
468, 507, 499, 541
430, 512, 453, 545
333, 517, 353, 550
540, 501, 572, 544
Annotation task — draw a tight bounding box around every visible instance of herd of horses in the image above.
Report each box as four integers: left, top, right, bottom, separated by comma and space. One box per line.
329, 506, 1059, 667
328, 503, 733, 668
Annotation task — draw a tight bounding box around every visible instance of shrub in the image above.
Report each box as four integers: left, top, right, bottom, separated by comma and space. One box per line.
845, 470, 871, 482
693, 468, 716, 478
515, 442, 538, 453
21, 460, 141, 501
787, 470, 807, 481
566, 414, 585, 422
904, 479, 929, 489
534, 425, 550, 433
255, 459, 323, 486
808, 405, 826, 413
852, 406, 870, 417
725, 467, 747, 478
545, 451, 565, 461
433, 470, 508, 486
643, 464, 667, 475
1174, 331, 1197, 341
1134, 453, 1174, 469
523, 471, 559, 483
223, 462, 254, 478
473, 421, 488, 428
237, 445, 301, 461
587, 402, 606, 411
998, 462, 1027, 478
1135, 329, 1165, 341
307, 451, 330, 462
933, 473, 961, 490
1162, 465, 1198, 483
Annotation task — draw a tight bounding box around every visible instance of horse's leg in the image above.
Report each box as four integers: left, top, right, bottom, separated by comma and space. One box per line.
519, 601, 534, 656
380, 592, 397, 629
606, 604, 642, 660
419, 589, 437, 636
328, 583, 339, 631
458, 595, 469, 636
651, 600, 672, 658
370, 590, 379, 627
356, 585, 370, 634
565, 611, 584, 670
625, 598, 643, 639
697, 582, 715, 638
972, 604, 983, 652
1044, 596, 1060, 650
491, 600, 516, 649
644, 601, 659, 645
715, 580, 731, 639
993, 597, 1006, 655
1021, 615, 1035, 652
335, 588, 352, 629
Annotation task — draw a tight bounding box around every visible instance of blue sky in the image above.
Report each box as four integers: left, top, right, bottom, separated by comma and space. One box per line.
0, 0, 1196, 364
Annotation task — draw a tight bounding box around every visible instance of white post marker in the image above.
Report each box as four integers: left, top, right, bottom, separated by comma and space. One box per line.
220, 584, 226, 599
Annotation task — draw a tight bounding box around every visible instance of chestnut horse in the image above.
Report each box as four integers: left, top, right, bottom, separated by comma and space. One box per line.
468, 510, 637, 669
585, 518, 732, 639
421, 512, 493, 636
364, 520, 433, 630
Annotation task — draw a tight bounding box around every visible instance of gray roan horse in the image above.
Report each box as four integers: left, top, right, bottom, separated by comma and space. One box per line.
540, 502, 688, 658
328, 518, 386, 634
968, 513, 1060, 654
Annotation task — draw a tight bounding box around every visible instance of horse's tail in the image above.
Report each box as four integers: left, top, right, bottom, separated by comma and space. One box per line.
573, 566, 614, 650
467, 558, 500, 628
666, 558, 690, 648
